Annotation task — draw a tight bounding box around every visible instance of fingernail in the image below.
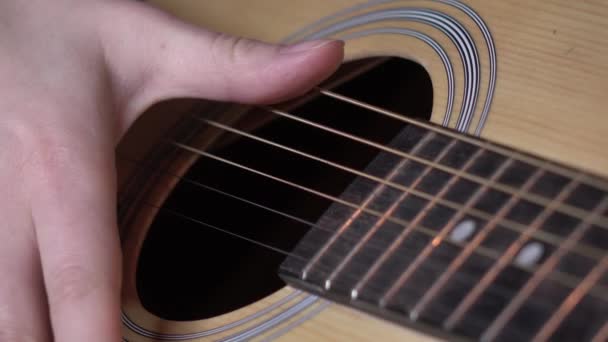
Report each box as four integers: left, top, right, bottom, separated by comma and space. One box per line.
280, 39, 342, 54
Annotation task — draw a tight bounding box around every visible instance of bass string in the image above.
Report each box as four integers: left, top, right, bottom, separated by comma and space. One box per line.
136, 181, 605, 336
141, 200, 549, 336
119, 155, 608, 303
189, 114, 606, 261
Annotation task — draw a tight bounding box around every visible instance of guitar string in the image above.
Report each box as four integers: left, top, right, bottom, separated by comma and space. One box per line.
481, 197, 608, 341
379, 149, 513, 309
134, 187, 606, 338
298, 130, 439, 283
118, 75, 607, 337
128, 150, 595, 318
313, 87, 608, 192
125, 154, 607, 337
443, 175, 582, 330
139, 201, 544, 337
138, 200, 510, 299
178, 121, 608, 326
118, 153, 608, 301
263, 91, 608, 232
121, 80, 605, 334
190, 117, 606, 261
320, 133, 457, 293
590, 320, 608, 342
118, 154, 411, 254
532, 253, 608, 341
167, 86, 608, 236
135, 84, 604, 322
409, 167, 545, 319
262, 89, 608, 323
351, 144, 491, 304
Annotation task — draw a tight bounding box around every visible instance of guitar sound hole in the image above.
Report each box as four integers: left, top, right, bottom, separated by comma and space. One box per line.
136, 57, 433, 321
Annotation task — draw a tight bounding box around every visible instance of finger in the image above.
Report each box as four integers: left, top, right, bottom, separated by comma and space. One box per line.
29, 141, 121, 342
97, 1, 344, 123
0, 208, 50, 342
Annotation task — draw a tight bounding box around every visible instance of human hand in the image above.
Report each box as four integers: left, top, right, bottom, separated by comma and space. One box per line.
0, 0, 344, 341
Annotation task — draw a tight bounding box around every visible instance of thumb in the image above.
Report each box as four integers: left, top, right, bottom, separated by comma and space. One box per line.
153, 33, 345, 104
99, 2, 344, 123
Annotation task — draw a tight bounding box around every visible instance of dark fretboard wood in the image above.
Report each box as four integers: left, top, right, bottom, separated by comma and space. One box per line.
279, 122, 608, 342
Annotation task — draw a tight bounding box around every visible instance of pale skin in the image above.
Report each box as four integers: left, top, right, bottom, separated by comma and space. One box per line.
0, 0, 344, 341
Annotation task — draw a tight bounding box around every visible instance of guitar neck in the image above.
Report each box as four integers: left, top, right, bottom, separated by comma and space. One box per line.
279, 110, 608, 341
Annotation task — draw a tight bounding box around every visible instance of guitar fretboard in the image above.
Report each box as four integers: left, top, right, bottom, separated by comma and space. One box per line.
279, 122, 608, 341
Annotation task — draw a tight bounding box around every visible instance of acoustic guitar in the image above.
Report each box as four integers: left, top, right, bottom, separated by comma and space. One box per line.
116, 1, 608, 341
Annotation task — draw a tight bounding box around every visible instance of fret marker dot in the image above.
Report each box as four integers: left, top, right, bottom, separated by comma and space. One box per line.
450, 219, 476, 243
515, 242, 544, 267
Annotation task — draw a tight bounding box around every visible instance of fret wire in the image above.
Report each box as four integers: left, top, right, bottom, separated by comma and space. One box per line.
324, 137, 459, 291
143, 191, 595, 342
167, 141, 608, 300
314, 86, 608, 192
141, 198, 562, 339
122, 153, 519, 285
197, 116, 606, 260
301, 131, 436, 280
171, 139, 482, 249
380, 148, 498, 308
263, 106, 608, 233
532, 250, 608, 340
411, 167, 546, 322
591, 321, 608, 342
122, 155, 580, 309
443, 177, 582, 331
121, 160, 604, 340
352, 147, 486, 302
128, 160, 600, 342
534, 257, 608, 342
481, 197, 608, 341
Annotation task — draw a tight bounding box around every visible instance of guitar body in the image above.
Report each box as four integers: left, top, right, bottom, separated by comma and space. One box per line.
116, 1, 608, 341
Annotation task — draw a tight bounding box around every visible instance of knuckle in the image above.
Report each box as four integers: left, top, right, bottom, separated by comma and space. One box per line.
47, 263, 100, 306
29, 143, 76, 196
2, 119, 71, 173
33, 140, 73, 177
14, 124, 77, 192
212, 33, 260, 66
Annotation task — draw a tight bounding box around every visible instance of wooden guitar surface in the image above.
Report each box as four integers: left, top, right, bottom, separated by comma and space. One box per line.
116, 1, 608, 341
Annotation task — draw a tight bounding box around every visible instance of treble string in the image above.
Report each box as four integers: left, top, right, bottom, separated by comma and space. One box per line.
188, 115, 606, 261
117, 153, 607, 301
